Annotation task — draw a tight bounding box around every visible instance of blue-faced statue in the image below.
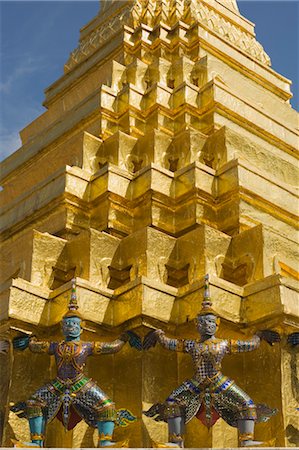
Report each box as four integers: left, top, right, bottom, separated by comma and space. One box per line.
8, 280, 141, 448
61, 316, 82, 341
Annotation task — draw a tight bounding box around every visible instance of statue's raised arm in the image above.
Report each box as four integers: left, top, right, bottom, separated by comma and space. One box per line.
93, 330, 142, 355
143, 328, 202, 363
12, 334, 53, 354
228, 329, 280, 355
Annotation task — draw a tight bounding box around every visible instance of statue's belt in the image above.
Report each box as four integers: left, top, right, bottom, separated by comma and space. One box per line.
51, 376, 90, 394
189, 373, 234, 393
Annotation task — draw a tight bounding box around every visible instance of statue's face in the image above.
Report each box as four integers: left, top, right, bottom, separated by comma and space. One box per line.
197, 314, 218, 337
62, 317, 81, 340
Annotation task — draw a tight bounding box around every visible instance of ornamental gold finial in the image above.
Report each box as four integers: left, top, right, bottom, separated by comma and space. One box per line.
63, 278, 82, 319
198, 274, 216, 316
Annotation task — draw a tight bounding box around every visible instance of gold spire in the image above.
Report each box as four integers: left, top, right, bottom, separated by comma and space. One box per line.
198, 274, 217, 317
63, 278, 82, 319
216, 0, 239, 12
65, 0, 270, 73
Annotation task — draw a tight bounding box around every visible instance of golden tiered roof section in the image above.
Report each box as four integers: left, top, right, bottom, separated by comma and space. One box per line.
0, 0, 298, 447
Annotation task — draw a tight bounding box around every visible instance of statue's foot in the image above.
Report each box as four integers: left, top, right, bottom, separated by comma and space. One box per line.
98, 439, 129, 448
240, 440, 263, 447
152, 441, 181, 448
12, 440, 41, 448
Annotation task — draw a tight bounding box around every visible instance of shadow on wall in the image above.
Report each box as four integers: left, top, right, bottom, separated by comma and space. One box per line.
286, 424, 299, 446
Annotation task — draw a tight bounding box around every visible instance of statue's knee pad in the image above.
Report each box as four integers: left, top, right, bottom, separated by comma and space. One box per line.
164, 401, 185, 419
97, 402, 117, 422
239, 403, 257, 421
26, 399, 44, 418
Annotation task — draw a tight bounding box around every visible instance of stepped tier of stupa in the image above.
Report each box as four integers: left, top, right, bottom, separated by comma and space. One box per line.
0, 0, 298, 447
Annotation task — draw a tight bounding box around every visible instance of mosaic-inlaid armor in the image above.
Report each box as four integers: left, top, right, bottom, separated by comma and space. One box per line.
145, 333, 262, 427
26, 338, 127, 430
10, 280, 141, 448
144, 275, 279, 448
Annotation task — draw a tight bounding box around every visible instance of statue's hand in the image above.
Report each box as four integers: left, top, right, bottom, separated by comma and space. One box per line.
287, 333, 299, 347
143, 329, 164, 350
10, 402, 27, 418
0, 340, 10, 354
258, 330, 280, 346
12, 334, 32, 351
120, 330, 142, 350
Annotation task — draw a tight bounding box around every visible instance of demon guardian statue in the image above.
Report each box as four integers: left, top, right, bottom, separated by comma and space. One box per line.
1, 279, 141, 448
144, 275, 280, 448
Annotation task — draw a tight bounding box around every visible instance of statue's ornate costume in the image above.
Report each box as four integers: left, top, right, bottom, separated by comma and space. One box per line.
143, 275, 279, 447
26, 338, 129, 430
11, 279, 140, 448
144, 334, 272, 428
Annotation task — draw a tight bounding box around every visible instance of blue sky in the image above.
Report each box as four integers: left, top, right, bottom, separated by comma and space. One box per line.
0, 1, 298, 161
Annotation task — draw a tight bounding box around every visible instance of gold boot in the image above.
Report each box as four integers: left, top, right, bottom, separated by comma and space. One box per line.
152, 441, 181, 448
11, 440, 40, 448
239, 433, 263, 447
98, 438, 129, 448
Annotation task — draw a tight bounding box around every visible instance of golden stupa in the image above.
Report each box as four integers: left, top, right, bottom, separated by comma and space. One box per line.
0, 0, 298, 447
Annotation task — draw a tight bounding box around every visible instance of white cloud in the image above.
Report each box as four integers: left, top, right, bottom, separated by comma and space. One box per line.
0, 57, 44, 95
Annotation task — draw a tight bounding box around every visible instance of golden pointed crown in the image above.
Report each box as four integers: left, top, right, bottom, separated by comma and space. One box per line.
63, 278, 82, 319
197, 274, 217, 317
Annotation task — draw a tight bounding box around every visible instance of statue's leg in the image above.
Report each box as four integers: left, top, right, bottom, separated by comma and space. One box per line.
168, 416, 185, 448
164, 401, 185, 448
214, 381, 263, 447
236, 397, 261, 446
97, 420, 115, 447
27, 400, 46, 447
97, 407, 117, 447
238, 419, 262, 447
29, 416, 46, 447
